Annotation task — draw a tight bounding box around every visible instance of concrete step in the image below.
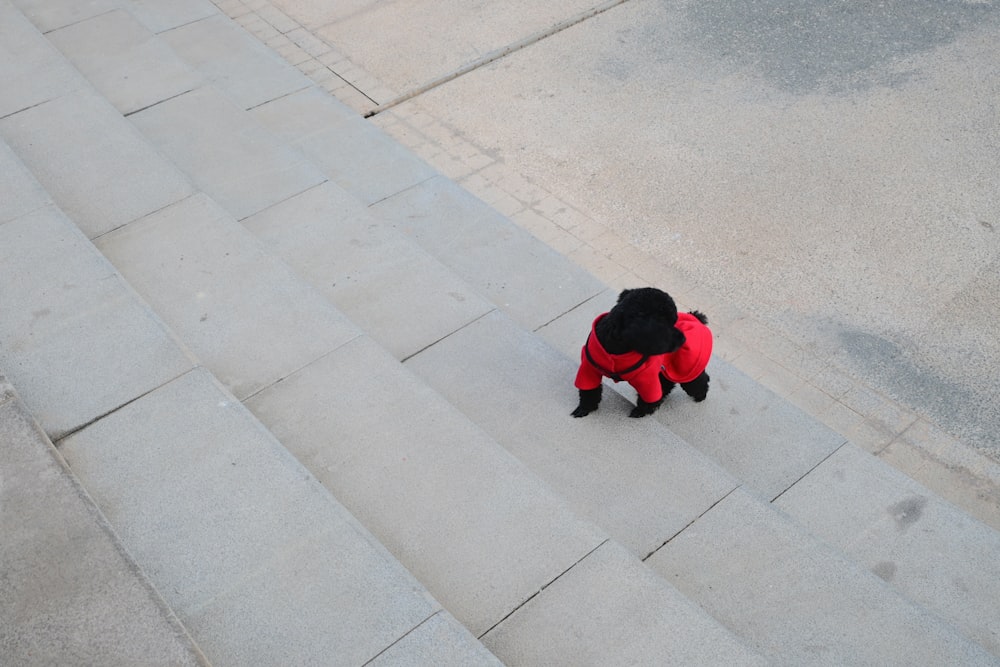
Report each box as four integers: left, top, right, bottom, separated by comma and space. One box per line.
647, 487, 996, 665
774, 442, 1000, 657
242, 180, 496, 361
242, 335, 766, 664
404, 308, 997, 663
542, 289, 1000, 657
0, 86, 194, 241
0, 141, 496, 665
130, 85, 326, 221
97, 191, 764, 659
6, 0, 999, 662
0, 0, 82, 118
57, 367, 500, 666
0, 377, 207, 666
364, 156, 1000, 659
64, 24, 765, 659
538, 288, 848, 500
3, 5, 770, 661
0, 145, 195, 440
370, 172, 608, 332
94, 191, 361, 400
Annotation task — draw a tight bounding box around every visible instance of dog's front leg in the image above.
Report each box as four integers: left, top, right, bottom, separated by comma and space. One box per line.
571, 386, 603, 417
629, 396, 663, 418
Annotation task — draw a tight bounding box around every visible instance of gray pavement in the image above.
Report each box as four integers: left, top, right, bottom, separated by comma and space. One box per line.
289, 0, 1000, 461
266, 0, 1000, 510
4, 0, 1000, 663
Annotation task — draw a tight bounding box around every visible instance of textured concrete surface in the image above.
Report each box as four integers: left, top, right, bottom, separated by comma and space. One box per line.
123, 0, 220, 34
247, 335, 607, 636
48, 9, 203, 115
0, 380, 207, 666
368, 612, 503, 666
0, 206, 194, 440
58, 368, 475, 666
0, 1, 82, 116
373, 175, 607, 331
95, 192, 359, 399
129, 86, 324, 220
0, 139, 49, 225
251, 86, 439, 205
775, 442, 1000, 655
162, 13, 311, 110
243, 181, 494, 360
10, 0, 115, 32
646, 487, 996, 665
0, 89, 194, 239
406, 309, 737, 558
482, 540, 768, 665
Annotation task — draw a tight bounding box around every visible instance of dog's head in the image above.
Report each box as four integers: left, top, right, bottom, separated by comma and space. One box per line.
598, 287, 686, 355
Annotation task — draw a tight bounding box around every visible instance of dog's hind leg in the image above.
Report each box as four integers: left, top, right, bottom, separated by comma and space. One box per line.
659, 372, 677, 399
680, 371, 710, 402
572, 386, 603, 417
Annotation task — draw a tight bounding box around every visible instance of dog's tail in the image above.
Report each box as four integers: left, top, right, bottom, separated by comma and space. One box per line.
688, 310, 709, 325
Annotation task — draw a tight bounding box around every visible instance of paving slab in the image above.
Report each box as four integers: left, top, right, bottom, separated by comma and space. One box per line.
9, 0, 115, 33
161, 13, 312, 110
246, 335, 606, 635
0, 379, 206, 666
406, 309, 736, 558
277, 0, 601, 94
129, 86, 325, 220
539, 288, 848, 499
0, 89, 195, 238
373, 175, 606, 331
58, 367, 473, 666
775, 442, 1000, 657
368, 612, 502, 666
48, 8, 203, 115
121, 0, 220, 34
482, 539, 767, 665
0, 1, 83, 118
96, 193, 359, 399
0, 138, 50, 225
251, 86, 439, 205
243, 182, 494, 359
646, 487, 996, 665
0, 206, 194, 439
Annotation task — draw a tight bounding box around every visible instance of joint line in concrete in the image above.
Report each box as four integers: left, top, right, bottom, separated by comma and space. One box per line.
363, 0, 632, 118
477, 538, 611, 640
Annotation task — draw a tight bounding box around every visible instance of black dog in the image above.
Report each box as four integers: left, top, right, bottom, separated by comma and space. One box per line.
572, 287, 712, 418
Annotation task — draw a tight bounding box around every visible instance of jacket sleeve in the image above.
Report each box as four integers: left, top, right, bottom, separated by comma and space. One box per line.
574, 347, 604, 391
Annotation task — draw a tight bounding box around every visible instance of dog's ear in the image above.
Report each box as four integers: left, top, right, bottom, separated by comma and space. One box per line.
616, 288, 634, 304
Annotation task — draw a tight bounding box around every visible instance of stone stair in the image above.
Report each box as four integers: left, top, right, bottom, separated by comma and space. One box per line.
2, 0, 999, 665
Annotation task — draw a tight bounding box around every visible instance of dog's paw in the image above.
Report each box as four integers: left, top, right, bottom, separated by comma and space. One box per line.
629, 398, 662, 418
572, 387, 602, 418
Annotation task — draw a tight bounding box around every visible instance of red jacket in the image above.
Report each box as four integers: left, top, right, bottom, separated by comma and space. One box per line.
575, 312, 713, 403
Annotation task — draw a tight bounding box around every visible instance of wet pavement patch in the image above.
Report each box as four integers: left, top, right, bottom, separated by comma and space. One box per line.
681, 0, 998, 93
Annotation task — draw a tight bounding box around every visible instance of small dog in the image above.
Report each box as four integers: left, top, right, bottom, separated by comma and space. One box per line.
572, 287, 712, 418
